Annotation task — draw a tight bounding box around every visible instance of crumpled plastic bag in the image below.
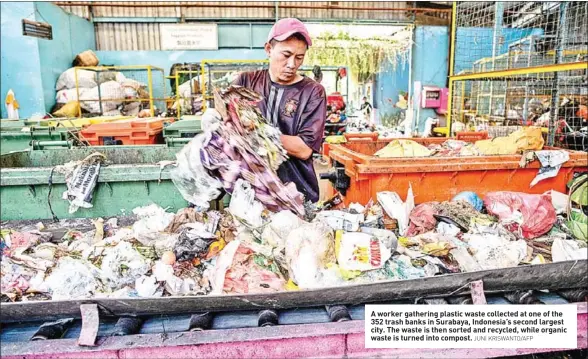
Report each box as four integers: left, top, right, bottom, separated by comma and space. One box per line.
261, 210, 304, 249
229, 179, 265, 228
475, 127, 544, 155
484, 192, 556, 239
1, 257, 47, 298
406, 202, 439, 236
170, 133, 223, 210
335, 230, 394, 271
315, 210, 363, 232
45, 257, 101, 300
132, 204, 176, 246
452, 191, 483, 211
135, 275, 162, 297
530, 150, 570, 187
285, 222, 335, 289
374, 140, 432, 158
173, 222, 217, 262
465, 234, 528, 270
211, 240, 286, 294
100, 241, 152, 290
377, 185, 415, 236
551, 238, 587, 262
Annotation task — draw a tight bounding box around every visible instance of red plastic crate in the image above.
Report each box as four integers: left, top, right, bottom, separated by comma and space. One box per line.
81, 118, 165, 145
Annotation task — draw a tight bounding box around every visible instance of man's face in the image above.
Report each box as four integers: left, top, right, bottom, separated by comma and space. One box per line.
265, 36, 307, 85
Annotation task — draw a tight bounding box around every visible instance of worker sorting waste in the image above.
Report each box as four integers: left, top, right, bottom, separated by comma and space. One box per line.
201, 18, 327, 204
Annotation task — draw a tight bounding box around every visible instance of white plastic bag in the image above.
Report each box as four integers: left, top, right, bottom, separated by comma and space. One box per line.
315, 210, 363, 232
285, 222, 335, 289
44, 257, 100, 300
131, 204, 175, 246
56, 88, 86, 104
210, 239, 241, 294
466, 234, 527, 270
56, 68, 97, 90
260, 210, 304, 248
79, 81, 125, 113
100, 241, 152, 290
229, 179, 265, 228
551, 238, 587, 262
170, 133, 224, 211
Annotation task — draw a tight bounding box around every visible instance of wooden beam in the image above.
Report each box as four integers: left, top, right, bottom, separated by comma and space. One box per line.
1, 260, 586, 323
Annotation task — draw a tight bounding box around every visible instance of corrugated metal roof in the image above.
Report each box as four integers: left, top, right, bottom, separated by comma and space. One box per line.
57, 1, 421, 21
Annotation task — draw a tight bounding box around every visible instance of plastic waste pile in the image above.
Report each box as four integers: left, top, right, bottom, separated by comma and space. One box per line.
2, 176, 586, 302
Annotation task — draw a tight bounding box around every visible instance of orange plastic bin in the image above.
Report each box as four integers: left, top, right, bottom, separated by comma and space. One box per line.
81, 118, 167, 146
326, 138, 588, 205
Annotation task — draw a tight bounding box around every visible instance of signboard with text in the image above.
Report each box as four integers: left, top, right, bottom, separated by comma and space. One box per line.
160, 23, 218, 50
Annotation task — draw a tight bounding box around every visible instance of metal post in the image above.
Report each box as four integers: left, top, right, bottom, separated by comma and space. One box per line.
147, 66, 155, 117
548, 2, 568, 146
445, 2, 458, 137
274, 1, 279, 22
74, 67, 82, 117
96, 70, 104, 115
489, 2, 504, 119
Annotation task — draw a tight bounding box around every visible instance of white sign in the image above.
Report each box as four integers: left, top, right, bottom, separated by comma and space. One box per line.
160, 23, 218, 50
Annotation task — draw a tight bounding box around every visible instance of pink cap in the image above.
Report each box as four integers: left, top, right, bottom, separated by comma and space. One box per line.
267, 18, 312, 47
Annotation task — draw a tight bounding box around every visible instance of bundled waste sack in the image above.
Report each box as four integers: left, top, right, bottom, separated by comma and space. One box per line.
474, 127, 544, 155
72, 50, 99, 67
171, 86, 305, 216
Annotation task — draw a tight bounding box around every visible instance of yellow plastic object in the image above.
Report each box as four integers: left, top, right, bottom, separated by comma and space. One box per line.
47, 116, 133, 128
52, 101, 79, 118
285, 279, 300, 291
324, 135, 347, 144
374, 139, 433, 158
422, 242, 453, 257
475, 127, 544, 155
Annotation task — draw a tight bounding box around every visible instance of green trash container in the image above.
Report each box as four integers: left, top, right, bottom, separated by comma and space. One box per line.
0, 146, 204, 220
164, 117, 203, 147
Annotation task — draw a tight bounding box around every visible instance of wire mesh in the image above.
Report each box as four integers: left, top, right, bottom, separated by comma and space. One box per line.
170, 69, 203, 116
449, 67, 588, 150
75, 66, 167, 118
452, 2, 587, 75
448, 2, 587, 148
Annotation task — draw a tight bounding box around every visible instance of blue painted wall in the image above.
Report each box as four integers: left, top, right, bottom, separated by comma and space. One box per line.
375, 54, 410, 119
35, 2, 95, 113
0, 2, 95, 118
0, 2, 44, 118
454, 27, 544, 74
411, 26, 450, 132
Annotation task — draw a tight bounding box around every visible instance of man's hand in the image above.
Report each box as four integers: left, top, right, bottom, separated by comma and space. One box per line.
280, 134, 313, 160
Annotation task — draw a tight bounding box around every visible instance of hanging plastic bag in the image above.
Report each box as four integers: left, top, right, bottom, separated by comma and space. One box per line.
170, 133, 223, 211
484, 191, 556, 239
